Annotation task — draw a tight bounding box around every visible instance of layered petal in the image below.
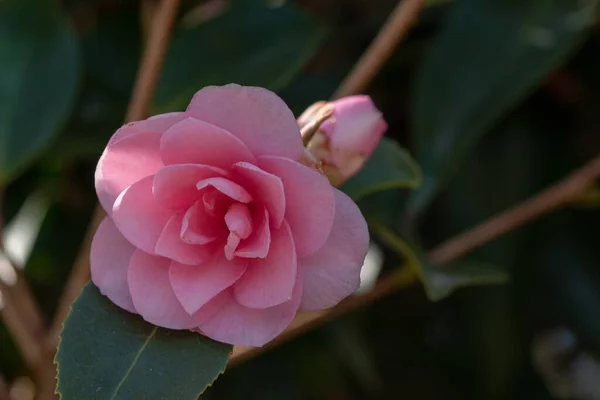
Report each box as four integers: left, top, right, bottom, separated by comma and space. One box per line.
223, 203, 252, 260
197, 269, 303, 347
234, 221, 296, 308
90, 218, 136, 313
96, 131, 163, 214
160, 117, 255, 168
299, 189, 369, 310
153, 164, 227, 209
258, 156, 335, 257
128, 250, 198, 329
169, 253, 248, 315
186, 84, 303, 160
181, 199, 227, 245
155, 213, 215, 265
112, 176, 172, 254
197, 177, 252, 203
234, 207, 270, 258
231, 162, 285, 227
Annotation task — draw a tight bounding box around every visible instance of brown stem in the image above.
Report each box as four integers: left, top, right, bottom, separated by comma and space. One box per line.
48, 0, 182, 351
332, 0, 426, 99
0, 374, 9, 400
429, 155, 600, 265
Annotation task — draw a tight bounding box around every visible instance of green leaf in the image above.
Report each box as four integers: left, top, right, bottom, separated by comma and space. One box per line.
155, 3, 326, 112
56, 283, 232, 400
371, 223, 509, 302
341, 137, 421, 201
0, 0, 80, 183
408, 0, 599, 215
419, 259, 510, 302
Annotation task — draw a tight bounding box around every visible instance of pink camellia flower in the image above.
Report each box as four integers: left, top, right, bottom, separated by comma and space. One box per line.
301, 96, 387, 186
91, 84, 369, 347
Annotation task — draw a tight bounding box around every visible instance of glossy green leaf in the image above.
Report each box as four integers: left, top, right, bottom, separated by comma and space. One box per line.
56, 283, 232, 400
408, 0, 599, 215
418, 259, 510, 302
155, 3, 326, 112
0, 0, 80, 183
341, 137, 421, 201
371, 223, 509, 302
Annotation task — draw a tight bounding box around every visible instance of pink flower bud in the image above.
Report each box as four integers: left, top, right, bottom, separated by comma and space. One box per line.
303, 96, 387, 186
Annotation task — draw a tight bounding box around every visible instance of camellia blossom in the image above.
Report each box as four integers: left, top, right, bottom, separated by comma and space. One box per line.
91, 84, 369, 347
301, 96, 387, 186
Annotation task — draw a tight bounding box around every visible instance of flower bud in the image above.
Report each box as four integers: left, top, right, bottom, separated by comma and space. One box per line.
300, 96, 387, 186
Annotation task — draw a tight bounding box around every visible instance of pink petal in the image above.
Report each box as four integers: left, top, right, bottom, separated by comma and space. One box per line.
128, 250, 198, 329
112, 176, 172, 254
95, 131, 163, 215
224, 233, 241, 260
197, 177, 252, 203
234, 221, 296, 308
160, 117, 255, 168
322, 96, 387, 157
197, 269, 303, 347
155, 213, 216, 265
186, 84, 303, 160
109, 112, 187, 145
181, 199, 227, 245
231, 162, 285, 227
300, 189, 369, 310
169, 253, 248, 315
224, 203, 252, 239
235, 207, 270, 258
153, 164, 228, 209
90, 218, 136, 313
258, 156, 335, 257
202, 189, 231, 217
223, 204, 252, 260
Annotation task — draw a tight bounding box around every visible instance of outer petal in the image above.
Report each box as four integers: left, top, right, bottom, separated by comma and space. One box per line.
155, 213, 216, 265
160, 117, 255, 168
112, 176, 172, 254
90, 218, 136, 313
235, 207, 270, 258
109, 112, 187, 145
299, 189, 369, 310
95, 131, 163, 214
197, 269, 303, 347
169, 253, 248, 315
186, 84, 304, 160
153, 164, 227, 209
234, 221, 296, 308
128, 250, 198, 329
258, 156, 335, 257
231, 162, 285, 227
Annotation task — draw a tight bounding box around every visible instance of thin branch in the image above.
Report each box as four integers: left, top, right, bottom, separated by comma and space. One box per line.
332, 0, 425, 99
48, 0, 182, 349
230, 276, 399, 365
0, 191, 48, 385
0, 281, 44, 373
428, 155, 600, 264
231, 154, 600, 365
0, 373, 9, 400
126, 0, 181, 122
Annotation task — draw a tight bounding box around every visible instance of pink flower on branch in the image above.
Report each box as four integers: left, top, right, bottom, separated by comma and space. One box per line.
91, 84, 369, 347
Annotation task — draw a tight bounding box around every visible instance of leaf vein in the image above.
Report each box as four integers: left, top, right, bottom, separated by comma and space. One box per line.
110, 326, 158, 399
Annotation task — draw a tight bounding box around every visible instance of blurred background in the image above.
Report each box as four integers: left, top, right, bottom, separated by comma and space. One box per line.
2, 0, 600, 399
